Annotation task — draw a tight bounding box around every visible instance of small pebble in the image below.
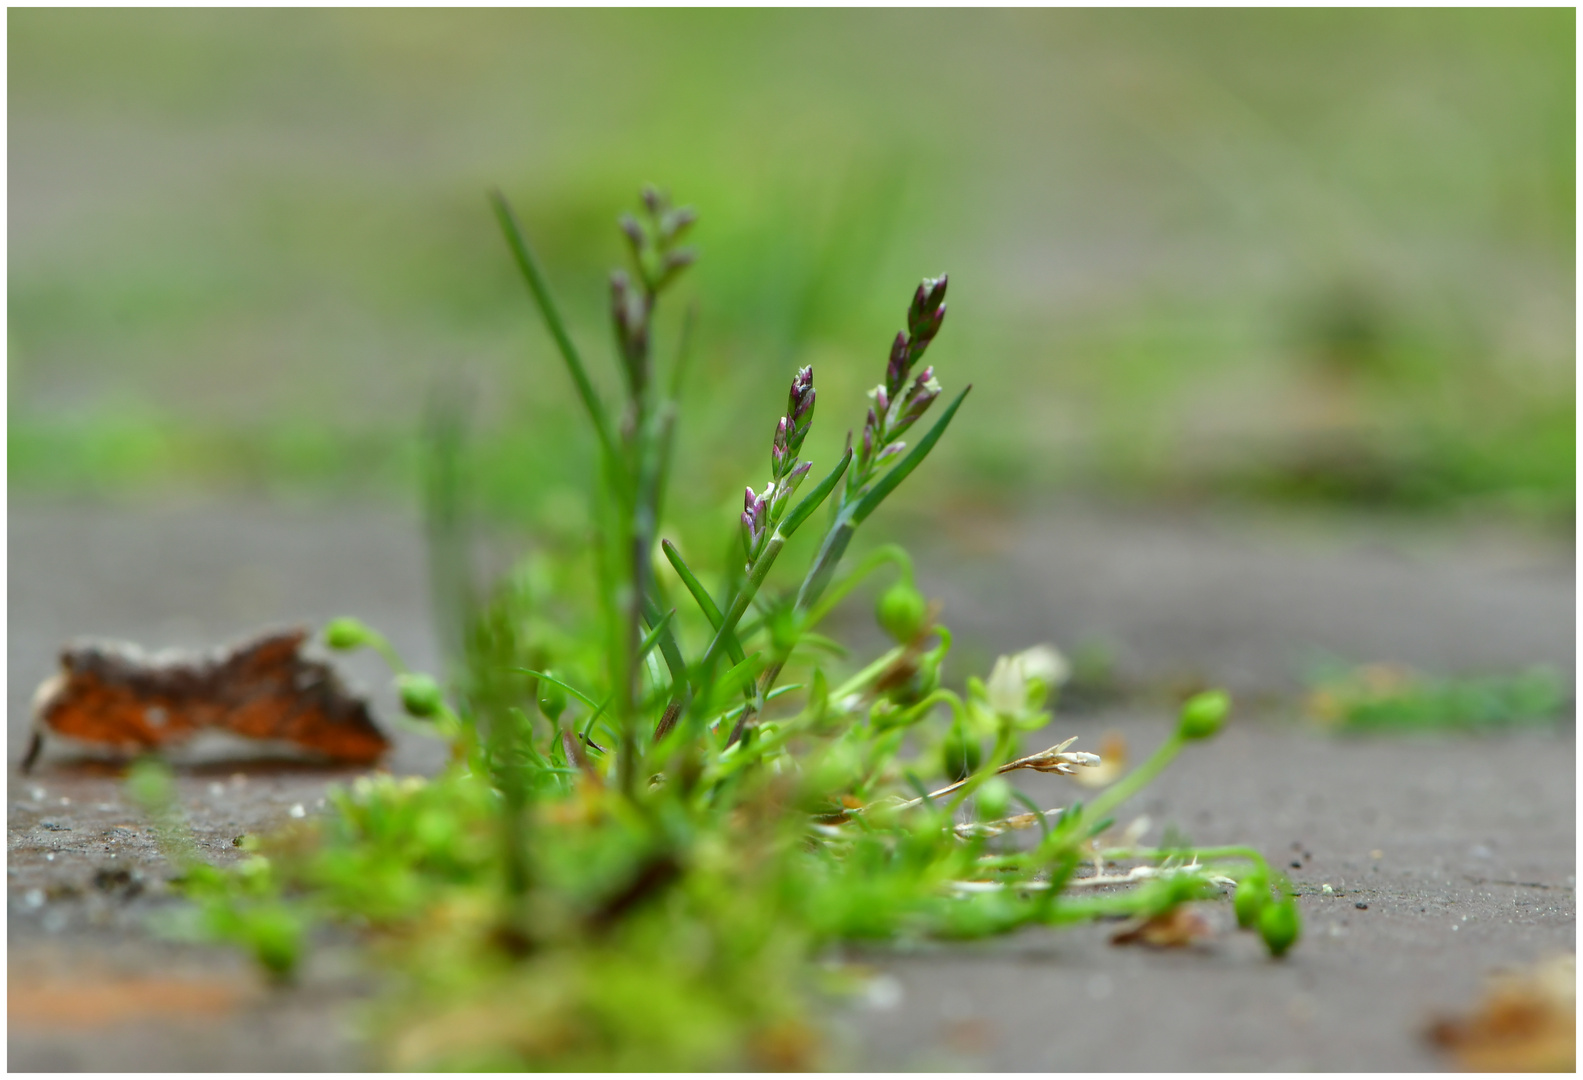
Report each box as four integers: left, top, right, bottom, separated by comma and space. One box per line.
58, 797, 71, 806
1370, 849, 1383, 860
22, 889, 44, 910
209, 782, 225, 797
288, 803, 307, 819
1290, 861, 1302, 869
1321, 883, 1333, 895
1355, 902, 1368, 910
45, 853, 54, 862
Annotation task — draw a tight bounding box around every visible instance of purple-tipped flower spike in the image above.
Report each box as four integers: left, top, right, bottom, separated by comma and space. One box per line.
859, 408, 878, 467
886, 333, 910, 398
619, 214, 645, 254
610, 270, 643, 362
771, 418, 789, 477
891, 367, 943, 438
873, 385, 890, 416
740, 510, 758, 559
786, 459, 812, 489
788, 366, 815, 419
642, 184, 663, 216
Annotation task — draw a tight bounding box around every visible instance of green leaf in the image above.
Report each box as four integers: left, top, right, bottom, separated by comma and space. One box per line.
489, 190, 618, 465
637, 608, 676, 663
512, 669, 601, 712
780, 448, 852, 537
851, 386, 970, 525
1008, 789, 1053, 842
661, 539, 748, 669
713, 651, 766, 703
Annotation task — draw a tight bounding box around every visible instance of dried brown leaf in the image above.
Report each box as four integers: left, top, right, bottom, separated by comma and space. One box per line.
1110, 905, 1214, 949
1427, 953, 1575, 1072
27, 629, 387, 769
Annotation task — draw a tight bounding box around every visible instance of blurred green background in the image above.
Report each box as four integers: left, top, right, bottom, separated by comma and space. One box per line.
10, 9, 1574, 532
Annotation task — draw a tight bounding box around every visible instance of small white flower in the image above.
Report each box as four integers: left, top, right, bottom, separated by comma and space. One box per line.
986, 645, 1071, 716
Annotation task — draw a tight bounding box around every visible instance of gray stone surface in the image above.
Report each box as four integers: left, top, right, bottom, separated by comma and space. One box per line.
8, 499, 1575, 1070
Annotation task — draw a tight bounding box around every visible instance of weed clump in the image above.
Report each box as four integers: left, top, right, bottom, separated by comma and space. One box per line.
137, 187, 1297, 1068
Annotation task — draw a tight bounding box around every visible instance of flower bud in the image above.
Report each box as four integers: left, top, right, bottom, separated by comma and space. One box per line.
886, 332, 910, 397
1234, 873, 1270, 929
397, 673, 445, 719
618, 213, 645, 253
641, 184, 663, 215
1178, 690, 1230, 740
976, 776, 1012, 822
941, 725, 983, 783
323, 617, 373, 651
784, 459, 812, 496
537, 673, 569, 722
1259, 897, 1301, 957
875, 441, 906, 467
660, 206, 696, 241
740, 511, 758, 559
876, 579, 928, 643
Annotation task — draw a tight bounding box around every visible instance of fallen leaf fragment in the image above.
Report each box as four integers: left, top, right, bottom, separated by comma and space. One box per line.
24, 628, 388, 771
9, 972, 251, 1028
1427, 953, 1575, 1072
1110, 905, 1214, 949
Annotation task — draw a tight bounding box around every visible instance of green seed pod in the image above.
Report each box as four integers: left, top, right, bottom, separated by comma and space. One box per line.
876, 580, 928, 644
1178, 689, 1231, 740
940, 725, 982, 783
975, 776, 1012, 822
323, 617, 372, 651
1234, 873, 1270, 929
537, 674, 569, 722
397, 673, 445, 719
1259, 897, 1301, 957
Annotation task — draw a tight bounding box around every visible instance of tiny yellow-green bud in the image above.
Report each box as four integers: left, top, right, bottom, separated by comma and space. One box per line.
1178, 689, 1230, 740
1259, 897, 1301, 957
323, 617, 372, 651
976, 776, 1012, 822
397, 673, 445, 719
876, 580, 928, 644
537, 675, 569, 721
1234, 873, 1270, 929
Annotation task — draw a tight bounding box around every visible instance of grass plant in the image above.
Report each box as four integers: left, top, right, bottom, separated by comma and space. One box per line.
134, 189, 1300, 1069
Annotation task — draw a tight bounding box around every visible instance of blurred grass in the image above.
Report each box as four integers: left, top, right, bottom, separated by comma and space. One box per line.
9, 9, 1574, 529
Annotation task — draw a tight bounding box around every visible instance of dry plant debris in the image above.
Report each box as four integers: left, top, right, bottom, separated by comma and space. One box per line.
1427, 953, 1575, 1072
24, 628, 388, 771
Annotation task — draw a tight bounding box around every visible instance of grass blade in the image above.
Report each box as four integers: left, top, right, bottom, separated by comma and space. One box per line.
637, 607, 676, 664
781, 448, 852, 536
512, 668, 602, 712
489, 190, 618, 465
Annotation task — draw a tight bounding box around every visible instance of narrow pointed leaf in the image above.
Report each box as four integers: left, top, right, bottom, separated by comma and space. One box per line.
661, 540, 749, 668
780, 448, 852, 537
490, 190, 617, 464
512, 668, 602, 712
